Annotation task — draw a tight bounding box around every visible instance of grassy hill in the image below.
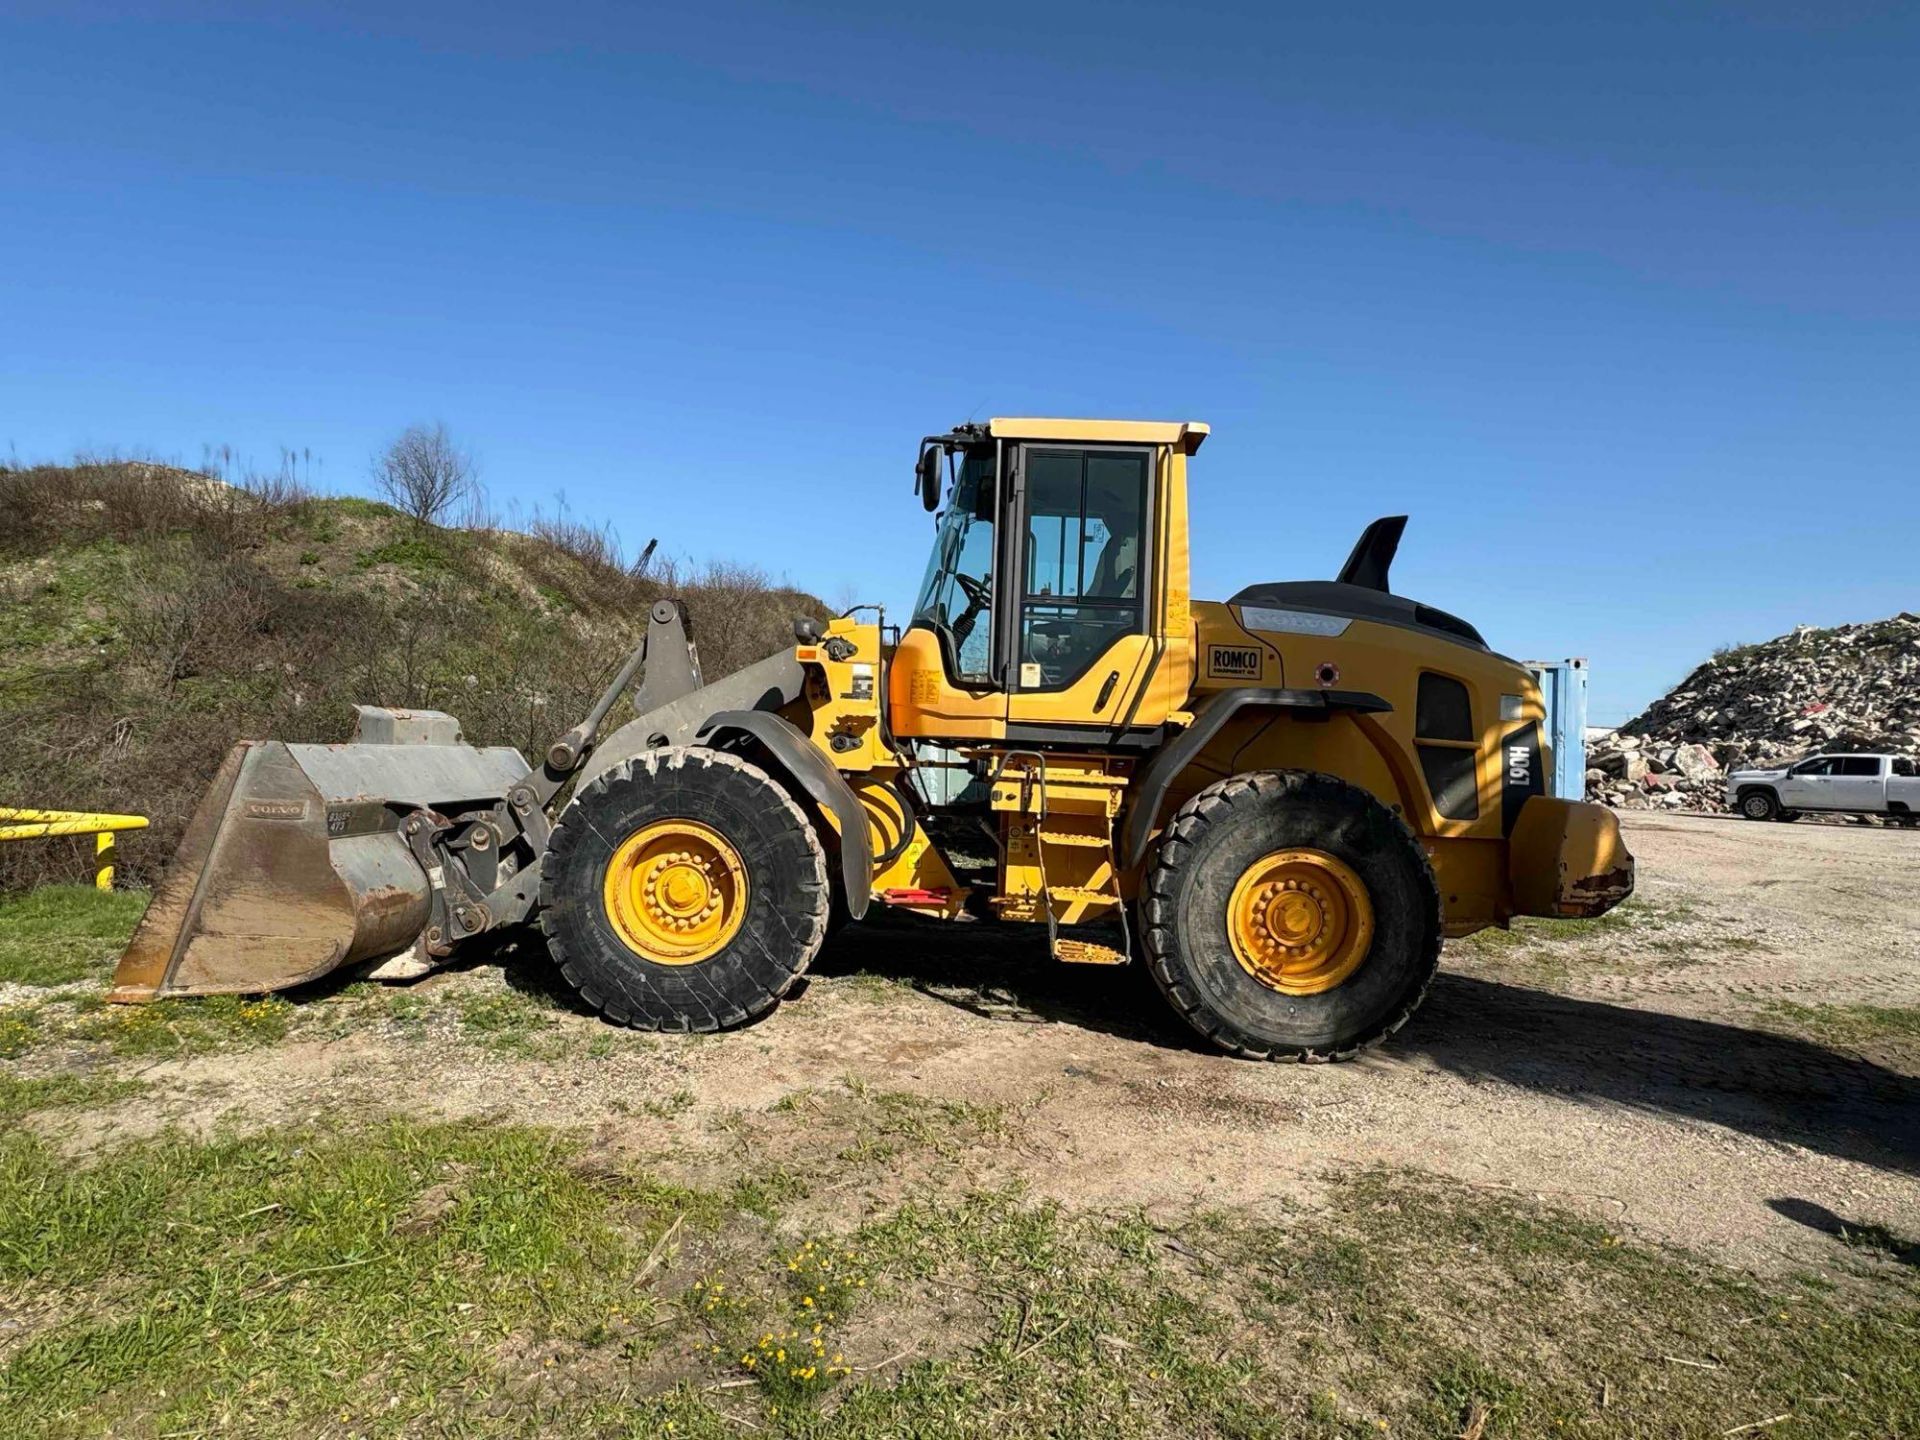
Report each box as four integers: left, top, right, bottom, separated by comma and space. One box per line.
0, 459, 825, 890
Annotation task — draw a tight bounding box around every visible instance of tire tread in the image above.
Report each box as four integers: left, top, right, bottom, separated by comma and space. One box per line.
538, 746, 829, 1032
1140, 769, 1441, 1063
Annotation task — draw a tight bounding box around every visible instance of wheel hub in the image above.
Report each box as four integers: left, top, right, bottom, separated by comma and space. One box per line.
603, 820, 748, 963
1226, 848, 1374, 995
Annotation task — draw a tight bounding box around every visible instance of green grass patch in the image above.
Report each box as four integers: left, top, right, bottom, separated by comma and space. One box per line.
1759, 1001, 1920, 1053
0, 1072, 145, 1124
56, 992, 295, 1058
0, 1115, 1913, 1438
1450, 891, 1718, 985
836, 970, 919, 1003
0, 542, 131, 687
800, 1170, 1920, 1440
0, 1116, 691, 1435
317, 495, 399, 521
0, 970, 597, 1069
0, 1008, 40, 1058
355, 534, 453, 575
454, 984, 569, 1057
1831, 1217, 1920, 1267
641, 1086, 695, 1119
0, 885, 148, 987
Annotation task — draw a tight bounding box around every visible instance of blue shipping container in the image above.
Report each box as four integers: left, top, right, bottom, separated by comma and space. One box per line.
1526, 658, 1590, 800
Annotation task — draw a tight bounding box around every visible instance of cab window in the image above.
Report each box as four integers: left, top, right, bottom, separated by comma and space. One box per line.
1837, 757, 1883, 777
911, 449, 997, 684
1792, 757, 1836, 776
1018, 448, 1149, 690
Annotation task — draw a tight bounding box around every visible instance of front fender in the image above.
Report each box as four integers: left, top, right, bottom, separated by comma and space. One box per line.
1509, 796, 1635, 919
579, 647, 808, 796
696, 710, 872, 920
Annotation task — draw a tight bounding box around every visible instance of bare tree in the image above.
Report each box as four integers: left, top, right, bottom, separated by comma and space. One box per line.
372, 422, 476, 525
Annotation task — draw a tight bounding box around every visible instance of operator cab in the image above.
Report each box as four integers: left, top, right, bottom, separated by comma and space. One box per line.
888, 417, 1207, 744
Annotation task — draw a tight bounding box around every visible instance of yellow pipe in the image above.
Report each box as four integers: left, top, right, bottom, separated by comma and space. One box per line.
0, 808, 151, 840
0, 808, 149, 891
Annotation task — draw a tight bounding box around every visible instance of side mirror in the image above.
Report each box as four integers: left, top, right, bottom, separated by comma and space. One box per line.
917, 446, 943, 512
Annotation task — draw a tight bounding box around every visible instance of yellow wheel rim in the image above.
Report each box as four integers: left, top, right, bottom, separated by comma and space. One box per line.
602, 819, 748, 965
1226, 848, 1374, 995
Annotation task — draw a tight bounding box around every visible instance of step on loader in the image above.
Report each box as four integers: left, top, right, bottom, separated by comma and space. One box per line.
113, 418, 1634, 1060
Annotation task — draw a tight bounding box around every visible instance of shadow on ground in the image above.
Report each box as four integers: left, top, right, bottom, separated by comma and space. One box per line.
813, 912, 1190, 1047
815, 914, 1920, 1178
1767, 1197, 1920, 1266
280, 927, 602, 1016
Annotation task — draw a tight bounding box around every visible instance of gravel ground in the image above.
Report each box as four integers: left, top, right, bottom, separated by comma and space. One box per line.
57, 811, 1920, 1273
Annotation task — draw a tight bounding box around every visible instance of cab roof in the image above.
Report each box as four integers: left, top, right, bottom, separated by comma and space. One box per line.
987, 417, 1209, 455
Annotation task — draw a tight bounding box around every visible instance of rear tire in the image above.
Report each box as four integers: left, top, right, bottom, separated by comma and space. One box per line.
1739, 789, 1778, 821
1141, 770, 1441, 1061
539, 747, 829, 1031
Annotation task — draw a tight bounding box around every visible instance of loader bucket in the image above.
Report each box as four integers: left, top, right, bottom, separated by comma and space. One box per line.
111, 716, 529, 1003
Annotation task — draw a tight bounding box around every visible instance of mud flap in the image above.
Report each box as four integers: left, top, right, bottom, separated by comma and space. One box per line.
111, 731, 528, 1002
1508, 796, 1636, 920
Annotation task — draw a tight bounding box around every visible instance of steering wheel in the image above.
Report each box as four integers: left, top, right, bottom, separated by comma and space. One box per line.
954, 572, 991, 609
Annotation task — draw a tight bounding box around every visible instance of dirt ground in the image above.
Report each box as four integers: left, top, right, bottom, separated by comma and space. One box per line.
71, 811, 1920, 1276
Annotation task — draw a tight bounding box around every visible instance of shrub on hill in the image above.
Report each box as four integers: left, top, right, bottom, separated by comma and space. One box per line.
0, 459, 825, 890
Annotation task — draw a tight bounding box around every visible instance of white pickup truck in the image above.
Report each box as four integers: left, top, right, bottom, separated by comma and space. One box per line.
1726, 753, 1920, 825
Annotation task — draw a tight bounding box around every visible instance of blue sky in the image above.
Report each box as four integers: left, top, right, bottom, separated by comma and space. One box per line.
3, 1, 1915, 723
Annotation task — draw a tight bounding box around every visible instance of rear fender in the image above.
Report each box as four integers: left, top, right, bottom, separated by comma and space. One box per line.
1120, 688, 1392, 869
697, 710, 872, 920
1509, 796, 1635, 919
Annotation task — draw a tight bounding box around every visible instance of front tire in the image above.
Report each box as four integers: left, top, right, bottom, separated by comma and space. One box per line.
1141, 770, 1441, 1061
1739, 789, 1779, 821
539, 747, 829, 1031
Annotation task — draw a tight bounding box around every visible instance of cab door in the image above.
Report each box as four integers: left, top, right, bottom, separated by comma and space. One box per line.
1002, 444, 1160, 737
1891, 756, 1920, 811
1829, 755, 1885, 809
886, 444, 1011, 742
1779, 756, 1836, 807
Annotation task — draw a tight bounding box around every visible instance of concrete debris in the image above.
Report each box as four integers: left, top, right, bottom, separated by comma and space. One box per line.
1586, 614, 1920, 815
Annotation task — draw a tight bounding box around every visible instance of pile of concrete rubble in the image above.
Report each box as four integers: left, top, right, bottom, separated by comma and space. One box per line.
1586, 613, 1920, 813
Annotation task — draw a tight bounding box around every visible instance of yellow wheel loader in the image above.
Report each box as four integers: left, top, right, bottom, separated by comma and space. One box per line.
112, 418, 1634, 1060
